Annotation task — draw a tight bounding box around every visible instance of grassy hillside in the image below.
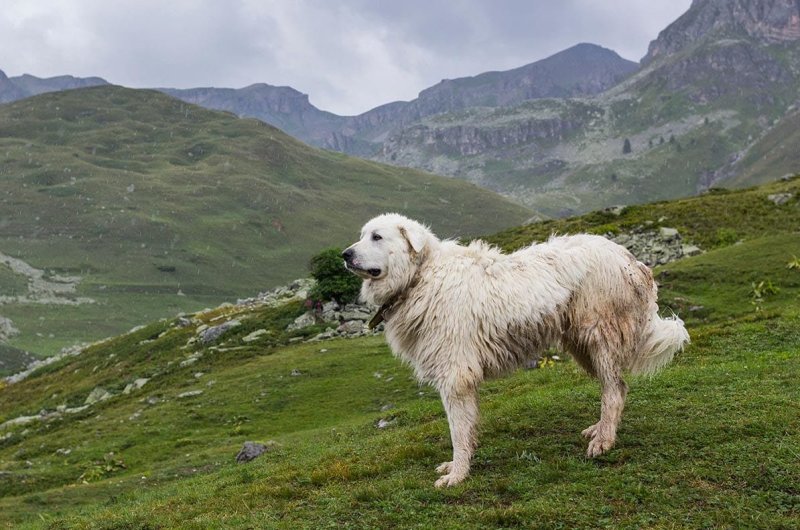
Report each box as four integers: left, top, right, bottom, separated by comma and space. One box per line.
485, 175, 800, 252
0, 86, 530, 360
0, 178, 798, 528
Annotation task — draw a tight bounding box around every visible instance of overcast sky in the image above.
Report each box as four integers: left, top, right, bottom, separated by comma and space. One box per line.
0, 1, 691, 115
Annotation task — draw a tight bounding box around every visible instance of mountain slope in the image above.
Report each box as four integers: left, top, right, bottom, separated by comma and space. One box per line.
0, 86, 529, 358
725, 105, 800, 185
1, 177, 798, 528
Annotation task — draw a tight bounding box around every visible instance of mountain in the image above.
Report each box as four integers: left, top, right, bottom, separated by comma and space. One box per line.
0, 69, 107, 103
410, 43, 638, 111
158, 43, 637, 155
159, 84, 350, 151
374, 0, 800, 215
0, 69, 27, 104
0, 86, 529, 360
156, 2, 800, 217
8, 73, 108, 96
1, 175, 798, 527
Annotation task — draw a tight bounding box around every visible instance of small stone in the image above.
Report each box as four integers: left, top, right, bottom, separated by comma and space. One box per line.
177, 390, 203, 399
290, 369, 302, 377
199, 320, 241, 344
84, 387, 112, 405
286, 312, 315, 331
681, 245, 702, 256
380, 403, 395, 412
337, 320, 366, 334
767, 193, 793, 206
123, 378, 150, 395
180, 355, 201, 367
242, 329, 269, 343
689, 305, 705, 312
339, 310, 371, 322
604, 205, 626, 216
377, 418, 396, 429
659, 227, 679, 239
308, 330, 335, 342
235, 441, 276, 463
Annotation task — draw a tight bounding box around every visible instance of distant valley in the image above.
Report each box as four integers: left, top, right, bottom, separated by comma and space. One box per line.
0, 87, 528, 364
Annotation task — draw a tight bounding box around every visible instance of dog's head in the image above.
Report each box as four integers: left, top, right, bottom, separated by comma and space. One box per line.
343, 213, 436, 305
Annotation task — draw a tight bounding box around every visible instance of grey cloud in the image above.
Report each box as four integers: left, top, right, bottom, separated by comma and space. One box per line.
0, 0, 691, 115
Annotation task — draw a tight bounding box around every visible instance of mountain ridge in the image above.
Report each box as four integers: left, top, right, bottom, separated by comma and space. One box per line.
0, 69, 108, 103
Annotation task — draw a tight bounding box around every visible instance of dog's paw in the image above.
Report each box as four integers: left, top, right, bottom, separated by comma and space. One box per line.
435, 461, 452, 474
581, 423, 599, 439
434, 471, 467, 488
586, 437, 615, 458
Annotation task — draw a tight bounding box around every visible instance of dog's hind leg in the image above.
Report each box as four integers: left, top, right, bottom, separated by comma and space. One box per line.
435, 386, 479, 488
585, 362, 628, 458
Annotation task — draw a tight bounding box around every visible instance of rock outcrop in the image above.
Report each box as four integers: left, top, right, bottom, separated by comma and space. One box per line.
643, 0, 800, 65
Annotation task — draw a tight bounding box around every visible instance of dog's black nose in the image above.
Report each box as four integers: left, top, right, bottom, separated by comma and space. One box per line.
342, 248, 354, 261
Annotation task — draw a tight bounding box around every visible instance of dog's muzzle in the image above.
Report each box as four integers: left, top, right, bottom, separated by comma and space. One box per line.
342, 248, 381, 278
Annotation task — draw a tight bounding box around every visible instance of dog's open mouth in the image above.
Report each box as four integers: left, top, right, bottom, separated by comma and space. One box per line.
345, 262, 382, 279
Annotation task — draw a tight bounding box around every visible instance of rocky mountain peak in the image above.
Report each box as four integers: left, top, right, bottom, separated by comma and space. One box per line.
414, 42, 637, 111
643, 0, 800, 64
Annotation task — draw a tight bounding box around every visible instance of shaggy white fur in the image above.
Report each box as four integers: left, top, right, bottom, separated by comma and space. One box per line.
344, 213, 689, 488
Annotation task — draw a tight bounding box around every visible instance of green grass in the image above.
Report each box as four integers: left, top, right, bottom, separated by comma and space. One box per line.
0, 86, 530, 359
0, 264, 28, 297
485, 175, 800, 252
1, 178, 799, 528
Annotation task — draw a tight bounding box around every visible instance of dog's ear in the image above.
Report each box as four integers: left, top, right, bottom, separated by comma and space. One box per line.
399, 224, 426, 254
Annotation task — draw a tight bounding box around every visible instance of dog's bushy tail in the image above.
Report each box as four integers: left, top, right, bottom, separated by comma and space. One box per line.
629, 314, 690, 376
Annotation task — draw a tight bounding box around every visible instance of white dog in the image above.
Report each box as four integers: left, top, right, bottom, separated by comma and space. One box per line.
343, 213, 689, 488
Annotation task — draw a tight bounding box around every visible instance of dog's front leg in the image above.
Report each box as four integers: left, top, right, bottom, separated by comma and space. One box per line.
435, 386, 479, 488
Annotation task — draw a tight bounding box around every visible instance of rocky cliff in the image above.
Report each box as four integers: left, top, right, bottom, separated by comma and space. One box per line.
643, 0, 800, 64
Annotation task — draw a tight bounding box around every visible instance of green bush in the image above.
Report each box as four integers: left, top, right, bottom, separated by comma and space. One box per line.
308, 247, 362, 304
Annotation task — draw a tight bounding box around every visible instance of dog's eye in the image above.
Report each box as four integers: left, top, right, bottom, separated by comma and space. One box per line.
371, 233, 382, 241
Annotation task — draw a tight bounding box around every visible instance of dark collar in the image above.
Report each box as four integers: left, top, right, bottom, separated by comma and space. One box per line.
368, 272, 421, 330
